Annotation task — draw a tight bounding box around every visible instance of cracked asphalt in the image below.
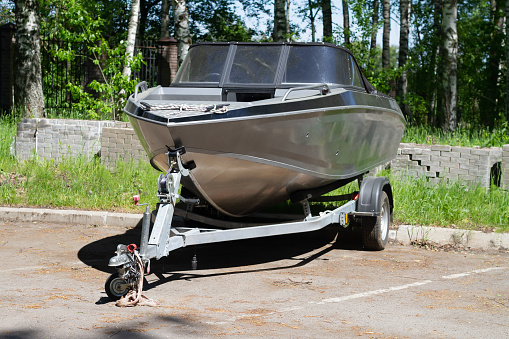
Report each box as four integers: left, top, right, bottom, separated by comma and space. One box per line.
0, 220, 508, 338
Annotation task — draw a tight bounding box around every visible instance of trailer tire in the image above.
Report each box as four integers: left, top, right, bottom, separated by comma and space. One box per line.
361, 191, 390, 250
105, 273, 128, 301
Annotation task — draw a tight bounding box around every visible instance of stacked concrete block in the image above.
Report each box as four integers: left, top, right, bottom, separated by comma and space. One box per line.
503, 145, 509, 190
100, 125, 148, 169
391, 143, 503, 188
15, 118, 117, 161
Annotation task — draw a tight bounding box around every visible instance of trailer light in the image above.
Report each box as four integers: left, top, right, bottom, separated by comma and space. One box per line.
352, 193, 359, 200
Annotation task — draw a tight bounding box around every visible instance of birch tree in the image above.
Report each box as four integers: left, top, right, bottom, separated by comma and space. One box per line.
122, 0, 140, 79
440, 0, 458, 131
14, 0, 45, 118
172, 0, 191, 66
382, 0, 390, 68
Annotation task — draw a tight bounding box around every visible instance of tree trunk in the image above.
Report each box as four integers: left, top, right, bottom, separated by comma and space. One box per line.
369, 0, 379, 56
342, 0, 350, 45
322, 0, 332, 43
382, 0, 390, 68
482, 0, 504, 128
285, 0, 291, 41
14, 0, 45, 118
172, 0, 191, 66
397, 0, 411, 118
506, 0, 509, 121
137, 0, 147, 41
122, 0, 140, 79
160, 0, 170, 39
273, 0, 286, 42
308, 0, 316, 42
441, 0, 458, 131
429, 0, 441, 125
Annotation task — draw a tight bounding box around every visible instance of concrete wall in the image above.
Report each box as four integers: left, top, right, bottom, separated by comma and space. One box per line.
503, 145, 509, 189
392, 143, 503, 187
13, 119, 509, 189
15, 118, 118, 161
100, 125, 146, 168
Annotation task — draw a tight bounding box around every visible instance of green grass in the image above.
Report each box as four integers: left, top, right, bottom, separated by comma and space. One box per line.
1, 117, 508, 231
402, 123, 509, 147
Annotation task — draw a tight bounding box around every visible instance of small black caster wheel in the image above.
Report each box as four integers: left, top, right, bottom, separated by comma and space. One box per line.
105, 272, 129, 301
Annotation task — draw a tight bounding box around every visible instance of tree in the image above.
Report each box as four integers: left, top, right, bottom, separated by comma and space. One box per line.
122, 0, 140, 79
273, 0, 286, 41
506, 0, 509, 121
440, 0, 458, 131
172, 0, 191, 66
381, 0, 390, 68
322, 0, 332, 42
369, 0, 379, 62
397, 0, 410, 118
161, 0, 170, 38
14, 0, 45, 118
342, 0, 350, 45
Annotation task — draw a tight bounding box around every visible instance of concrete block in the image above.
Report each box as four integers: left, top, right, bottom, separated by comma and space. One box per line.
420, 160, 440, 167
471, 149, 490, 156
421, 149, 440, 156
460, 153, 480, 160
431, 145, 452, 152
411, 154, 430, 161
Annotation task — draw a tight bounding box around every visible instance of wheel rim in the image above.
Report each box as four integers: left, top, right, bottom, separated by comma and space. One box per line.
380, 200, 389, 241
109, 277, 128, 297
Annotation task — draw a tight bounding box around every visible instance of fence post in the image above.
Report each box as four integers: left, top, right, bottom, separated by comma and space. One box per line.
0, 23, 16, 113
157, 37, 178, 86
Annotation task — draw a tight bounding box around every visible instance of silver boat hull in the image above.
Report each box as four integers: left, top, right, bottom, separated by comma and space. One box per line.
127, 91, 405, 216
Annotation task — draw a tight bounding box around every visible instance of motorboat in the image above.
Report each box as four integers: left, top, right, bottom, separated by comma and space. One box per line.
106, 42, 406, 300
124, 42, 406, 217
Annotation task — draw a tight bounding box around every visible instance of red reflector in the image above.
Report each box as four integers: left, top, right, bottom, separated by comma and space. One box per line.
352, 193, 359, 200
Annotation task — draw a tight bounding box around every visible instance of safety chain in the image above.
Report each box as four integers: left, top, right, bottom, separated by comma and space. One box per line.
140, 101, 229, 114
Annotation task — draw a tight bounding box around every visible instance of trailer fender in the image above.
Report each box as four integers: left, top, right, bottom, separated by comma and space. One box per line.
357, 176, 393, 221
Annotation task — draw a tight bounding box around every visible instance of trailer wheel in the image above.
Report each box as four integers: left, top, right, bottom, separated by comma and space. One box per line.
105, 273, 129, 301
361, 191, 390, 250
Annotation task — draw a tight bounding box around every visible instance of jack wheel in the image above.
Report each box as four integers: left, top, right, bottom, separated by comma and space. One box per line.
361, 191, 390, 251
105, 272, 129, 301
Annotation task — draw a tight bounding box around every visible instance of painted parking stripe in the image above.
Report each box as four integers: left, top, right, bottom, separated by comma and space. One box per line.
442, 266, 507, 280
316, 280, 433, 305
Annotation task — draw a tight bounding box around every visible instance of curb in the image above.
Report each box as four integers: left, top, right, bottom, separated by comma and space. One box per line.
0, 207, 143, 228
1, 207, 507, 251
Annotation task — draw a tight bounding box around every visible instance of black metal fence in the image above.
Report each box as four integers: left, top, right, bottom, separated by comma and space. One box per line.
41, 39, 161, 115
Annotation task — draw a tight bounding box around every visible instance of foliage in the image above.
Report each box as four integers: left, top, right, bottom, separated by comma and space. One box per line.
189, 0, 256, 42
402, 122, 509, 147
0, 0, 13, 24
39, 0, 143, 120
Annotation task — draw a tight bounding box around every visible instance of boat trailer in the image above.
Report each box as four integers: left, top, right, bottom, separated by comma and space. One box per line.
105, 147, 393, 300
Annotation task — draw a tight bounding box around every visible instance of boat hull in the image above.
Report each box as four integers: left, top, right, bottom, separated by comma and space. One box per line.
127, 92, 405, 216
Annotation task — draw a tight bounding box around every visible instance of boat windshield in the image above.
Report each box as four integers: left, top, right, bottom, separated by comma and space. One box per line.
283, 45, 363, 87
173, 45, 229, 84
226, 45, 283, 84
172, 43, 365, 88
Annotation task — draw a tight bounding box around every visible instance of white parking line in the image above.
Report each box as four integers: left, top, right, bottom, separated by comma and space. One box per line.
442, 267, 507, 280
315, 280, 433, 305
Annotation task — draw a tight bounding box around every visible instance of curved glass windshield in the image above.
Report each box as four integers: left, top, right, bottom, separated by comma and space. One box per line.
173, 45, 228, 84
226, 45, 283, 84
283, 46, 363, 87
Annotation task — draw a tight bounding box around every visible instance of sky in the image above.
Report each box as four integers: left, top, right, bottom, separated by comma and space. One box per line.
238, 1, 401, 47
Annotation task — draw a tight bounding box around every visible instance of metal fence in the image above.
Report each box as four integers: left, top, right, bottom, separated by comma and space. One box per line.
41, 39, 160, 115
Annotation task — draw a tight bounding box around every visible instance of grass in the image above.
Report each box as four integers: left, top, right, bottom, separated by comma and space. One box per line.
0, 117, 508, 231
402, 123, 509, 147
0, 119, 160, 212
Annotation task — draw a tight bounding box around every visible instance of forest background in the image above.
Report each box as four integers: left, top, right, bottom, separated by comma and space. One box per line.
1, 0, 509, 135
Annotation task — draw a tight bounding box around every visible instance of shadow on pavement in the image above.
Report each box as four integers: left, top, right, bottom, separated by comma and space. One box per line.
78, 220, 364, 283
